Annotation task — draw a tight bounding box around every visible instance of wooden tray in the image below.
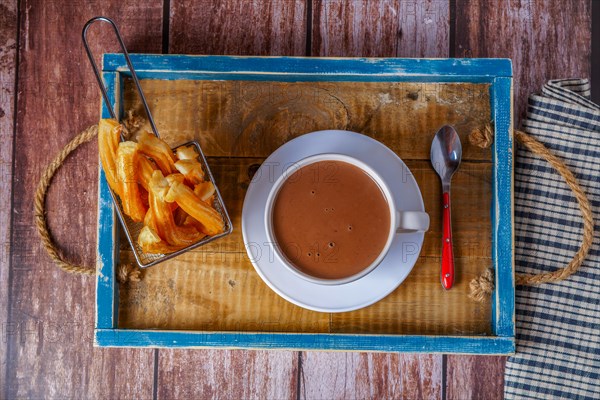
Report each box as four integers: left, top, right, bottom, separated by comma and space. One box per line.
95, 55, 515, 353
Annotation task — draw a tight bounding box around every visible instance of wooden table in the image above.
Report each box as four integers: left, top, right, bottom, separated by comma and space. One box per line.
0, 1, 593, 398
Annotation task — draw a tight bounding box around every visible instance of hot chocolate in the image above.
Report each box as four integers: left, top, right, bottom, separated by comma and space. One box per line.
272, 160, 391, 280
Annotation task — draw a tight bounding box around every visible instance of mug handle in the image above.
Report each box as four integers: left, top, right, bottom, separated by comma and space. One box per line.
396, 211, 430, 233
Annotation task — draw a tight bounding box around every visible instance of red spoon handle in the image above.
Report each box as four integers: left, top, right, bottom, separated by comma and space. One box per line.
441, 191, 454, 289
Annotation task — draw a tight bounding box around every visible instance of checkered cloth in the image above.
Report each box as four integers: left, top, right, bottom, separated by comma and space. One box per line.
504, 79, 600, 399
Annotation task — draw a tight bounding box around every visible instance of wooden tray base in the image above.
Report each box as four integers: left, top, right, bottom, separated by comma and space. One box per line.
118, 78, 492, 336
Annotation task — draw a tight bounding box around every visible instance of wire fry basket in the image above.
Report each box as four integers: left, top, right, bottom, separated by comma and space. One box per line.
83, 16, 232, 268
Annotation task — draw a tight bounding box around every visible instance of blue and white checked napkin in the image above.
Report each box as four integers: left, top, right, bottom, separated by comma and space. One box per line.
505, 79, 600, 399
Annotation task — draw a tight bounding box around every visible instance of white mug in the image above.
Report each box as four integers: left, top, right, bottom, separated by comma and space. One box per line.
264, 153, 429, 285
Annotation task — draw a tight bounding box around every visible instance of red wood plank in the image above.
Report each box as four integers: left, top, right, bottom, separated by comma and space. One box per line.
455, 0, 592, 122
397, 0, 449, 57
306, 2, 449, 397
155, 2, 309, 398
449, 1, 593, 396
169, 0, 307, 55
300, 352, 442, 399
157, 350, 298, 399
0, 0, 18, 393
6, 1, 163, 397
312, 0, 449, 57
446, 356, 506, 400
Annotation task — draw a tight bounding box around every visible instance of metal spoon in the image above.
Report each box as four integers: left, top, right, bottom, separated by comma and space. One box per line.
430, 125, 462, 290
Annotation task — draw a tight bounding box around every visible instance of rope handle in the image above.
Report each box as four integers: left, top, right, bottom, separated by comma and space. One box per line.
34, 124, 593, 294
468, 125, 595, 301
34, 124, 140, 282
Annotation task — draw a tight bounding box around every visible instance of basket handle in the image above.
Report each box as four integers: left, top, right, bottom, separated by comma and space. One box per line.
82, 16, 160, 139
33, 124, 140, 282
468, 125, 595, 301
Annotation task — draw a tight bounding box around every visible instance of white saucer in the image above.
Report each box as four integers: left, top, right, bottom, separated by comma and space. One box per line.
241, 130, 426, 312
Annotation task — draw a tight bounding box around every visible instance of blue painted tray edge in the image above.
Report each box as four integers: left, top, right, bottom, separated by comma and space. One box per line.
94, 55, 515, 354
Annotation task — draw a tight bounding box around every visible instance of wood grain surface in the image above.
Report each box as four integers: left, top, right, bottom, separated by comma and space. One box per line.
157, 350, 299, 399
119, 78, 493, 335
446, 355, 506, 400
312, 0, 449, 57
2, 0, 594, 398
169, 0, 307, 56
455, 0, 592, 123
0, 0, 17, 392
4, 1, 162, 398
299, 352, 442, 399
124, 79, 492, 161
